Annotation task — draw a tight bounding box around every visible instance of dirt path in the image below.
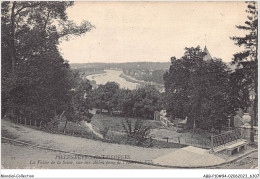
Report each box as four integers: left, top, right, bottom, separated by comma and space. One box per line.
81, 121, 103, 139
2, 138, 258, 169
1, 120, 175, 163
2, 120, 258, 169
1, 140, 162, 169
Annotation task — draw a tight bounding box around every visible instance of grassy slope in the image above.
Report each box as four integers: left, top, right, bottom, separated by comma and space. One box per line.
91, 114, 163, 132
89, 114, 187, 148
56, 114, 185, 148
3, 115, 186, 148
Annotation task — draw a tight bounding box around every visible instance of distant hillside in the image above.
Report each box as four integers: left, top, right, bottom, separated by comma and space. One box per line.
70, 62, 171, 70
71, 61, 235, 71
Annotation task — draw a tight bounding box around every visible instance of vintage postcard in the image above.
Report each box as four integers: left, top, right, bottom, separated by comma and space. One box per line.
1, 1, 259, 178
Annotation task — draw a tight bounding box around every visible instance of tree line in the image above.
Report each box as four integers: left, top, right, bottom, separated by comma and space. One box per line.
123, 69, 166, 85
87, 82, 162, 120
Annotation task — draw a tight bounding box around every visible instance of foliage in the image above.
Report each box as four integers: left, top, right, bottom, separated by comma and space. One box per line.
63, 75, 93, 133
89, 83, 162, 119
122, 118, 151, 146
1, 2, 94, 130
88, 82, 120, 114
132, 85, 162, 119
229, 68, 253, 112
123, 69, 166, 85
230, 1, 258, 122
164, 46, 235, 131
100, 126, 110, 139
230, 2, 257, 66
46, 111, 65, 132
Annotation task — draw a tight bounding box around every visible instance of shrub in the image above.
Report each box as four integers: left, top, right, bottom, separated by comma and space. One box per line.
100, 126, 109, 138
122, 118, 151, 146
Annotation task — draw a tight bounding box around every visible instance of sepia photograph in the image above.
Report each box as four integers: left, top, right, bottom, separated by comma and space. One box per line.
1, 0, 259, 178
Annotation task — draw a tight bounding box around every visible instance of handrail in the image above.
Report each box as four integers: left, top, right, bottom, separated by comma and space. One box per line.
212, 128, 240, 138
211, 128, 242, 149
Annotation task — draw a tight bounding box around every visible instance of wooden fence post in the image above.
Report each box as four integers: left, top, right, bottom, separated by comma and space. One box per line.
166, 137, 168, 143
149, 137, 152, 147
178, 136, 180, 144
40, 121, 42, 128
211, 135, 213, 149
30, 120, 32, 126
24, 118, 27, 125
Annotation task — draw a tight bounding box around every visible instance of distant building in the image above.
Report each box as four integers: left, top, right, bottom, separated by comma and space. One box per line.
203, 46, 212, 61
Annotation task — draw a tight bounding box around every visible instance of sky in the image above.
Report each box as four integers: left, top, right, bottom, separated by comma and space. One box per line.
58, 1, 248, 64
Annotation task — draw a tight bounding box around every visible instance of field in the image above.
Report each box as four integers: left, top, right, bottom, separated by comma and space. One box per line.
91, 114, 163, 132
54, 113, 211, 149
54, 114, 186, 148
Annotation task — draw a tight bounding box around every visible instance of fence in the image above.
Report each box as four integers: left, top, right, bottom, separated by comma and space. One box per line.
154, 111, 160, 121
6, 114, 212, 149
151, 136, 211, 149
6, 115, 102, 140
8, 114, 46, 128
210, 128, 242, 149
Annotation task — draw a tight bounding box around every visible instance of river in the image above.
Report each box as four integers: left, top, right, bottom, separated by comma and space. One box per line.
86, 70, 138, 90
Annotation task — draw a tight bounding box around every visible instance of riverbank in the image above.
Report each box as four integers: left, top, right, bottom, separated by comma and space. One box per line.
120, 72, 165, 92
119, 73, 145, 85
86, 70, 138, 90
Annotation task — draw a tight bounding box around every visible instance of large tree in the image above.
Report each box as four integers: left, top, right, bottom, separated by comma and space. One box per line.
63, 73, 93, 133
132, 84, 162, 119
164, 47, 235, 132
89, 83, 162, 119
230, 1, 258, 126
1, 2, 94, 126
89, 82, 120, 114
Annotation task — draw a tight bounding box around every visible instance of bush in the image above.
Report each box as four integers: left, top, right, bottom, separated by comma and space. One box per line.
100, 126, 109, 138
122, 118, 151, 146
85, 113, 93, 123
